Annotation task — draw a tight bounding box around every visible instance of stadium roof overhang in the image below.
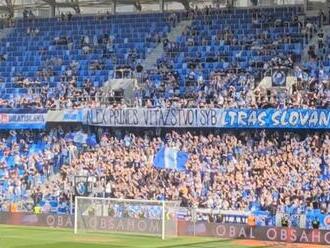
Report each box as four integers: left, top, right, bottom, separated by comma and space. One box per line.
0, 0, 210, 17
0, 0, 317, 20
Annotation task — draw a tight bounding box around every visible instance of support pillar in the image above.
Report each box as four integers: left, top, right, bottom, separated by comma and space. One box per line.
50, 5, 56, 17
159, 0, 164, 12
5, 0, 14, 18
112, 0, 116, 15
304, 0, 308, 13
327, 2, 330, 25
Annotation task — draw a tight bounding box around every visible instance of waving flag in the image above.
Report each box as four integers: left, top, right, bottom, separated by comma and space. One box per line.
73, 131, 88, 144
153, 147, 188, 171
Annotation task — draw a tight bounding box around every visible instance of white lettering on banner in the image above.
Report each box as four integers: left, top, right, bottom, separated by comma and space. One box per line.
280, 111, 288, 126
299, 231, 309, 243
150, 221, 160, 233
257, 111, 266, 126
207, 224, 330, 244
65, 216, 73, 227
5, 213, 330, 245
237, 111, 247, 125
288, 111, 299, 126
219, 110, 227, 126
272, 111, 281, 126
199, 223, 330, 245
46, 215, 55, 226
215, 225, 255, 239
309, 112, 319, 126
9, 114, 45, 122
312, 230, 321, 243
247, 111, 258, 125
45, 215, 72, 228
229, 226, 235, 237
58, 216, 63, 227
100, 218, 106, 229
211, 110, 217, 125
280, 229, 287, 241
320, 112, 330, 126
299, 112, 310, 125
137, 220, 147, 232
216, 225, 226, 236
266, 228, 277, 240
249, 228, 255, 238
238, 227, 247, 238
78, 218, 162, 233
324, 232, 330, 244
228, 111, 237, 125
290, 229, 297, 242
0, 113, 46, 128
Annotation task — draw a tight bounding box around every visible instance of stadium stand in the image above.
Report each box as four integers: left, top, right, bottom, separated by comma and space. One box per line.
139, 6, 327, 108
1, 128, 327, 228
0, 129, 73, 212
0, 6, 326, 109
0, 13, 171, 108
58, 130, 330, 211
0, 4, 328, 233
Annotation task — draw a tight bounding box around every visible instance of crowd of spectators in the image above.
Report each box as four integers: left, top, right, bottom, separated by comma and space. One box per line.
34, 129, 330, 218
137, 8, 330, 109
0, 8, 328, 232
0, 128, 76, 212
138, 69, 329, 109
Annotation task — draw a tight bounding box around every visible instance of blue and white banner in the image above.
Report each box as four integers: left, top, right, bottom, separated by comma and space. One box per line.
153, 147, 189, 170
63, 110, 84, 122
0, 113, 46, 129
47, 110, 84, 122
85, 108, 330, 129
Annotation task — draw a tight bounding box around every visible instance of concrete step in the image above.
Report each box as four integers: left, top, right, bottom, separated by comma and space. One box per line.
302, 25, 330, 62
142, 20, 192, 71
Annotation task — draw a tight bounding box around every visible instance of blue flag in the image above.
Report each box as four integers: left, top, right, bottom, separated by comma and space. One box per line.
153, 147, 189, 171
